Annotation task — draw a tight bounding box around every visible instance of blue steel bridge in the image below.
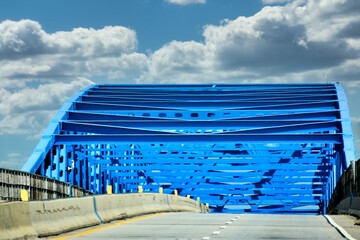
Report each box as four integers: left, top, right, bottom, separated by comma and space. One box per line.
22, 83, 355, 213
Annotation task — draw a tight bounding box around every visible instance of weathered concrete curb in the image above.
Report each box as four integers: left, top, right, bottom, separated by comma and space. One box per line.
335, 196, 360, 218
0, 193, 209, 240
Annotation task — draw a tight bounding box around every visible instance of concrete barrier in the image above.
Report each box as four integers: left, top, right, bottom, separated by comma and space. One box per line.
348, 197, 360, 217
0, 193, 208, 239
94, 193, 208, 223
94, 193, 171, 223
141, 194, 172, 214
29, 196, 101, 237
0, 202, 36, 240
167, 194, 206, 213
335, 196, 360, 217
335, 197, 352, 214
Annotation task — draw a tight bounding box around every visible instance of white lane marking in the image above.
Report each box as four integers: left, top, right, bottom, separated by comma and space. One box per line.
225, 221, 232, 224
212, 231, 221, 235
324, 215, 356, 240
231, 218, 237, 221
202, 237, 210, 240
220, 226, 227, 229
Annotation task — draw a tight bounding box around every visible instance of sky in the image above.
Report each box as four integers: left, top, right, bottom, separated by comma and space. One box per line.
0, 0, 360, 170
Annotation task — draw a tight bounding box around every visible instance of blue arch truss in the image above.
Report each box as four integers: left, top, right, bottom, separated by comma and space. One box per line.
22, 83, 355, 213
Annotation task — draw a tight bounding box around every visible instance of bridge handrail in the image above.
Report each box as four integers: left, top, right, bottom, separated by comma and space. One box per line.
0, 168, 92, 201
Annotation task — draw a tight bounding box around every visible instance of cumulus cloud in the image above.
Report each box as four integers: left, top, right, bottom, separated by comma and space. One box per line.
149, 41, 208, 76
299, 0, 360, 42
165, 0, 206, 5
0, 19, 147, 87
0, 78, 93, 136
0, 19, 48, 57
49, 26, 138, 57
203, 9, 352, 73
0, 19, 149, 142
0, 20, 137, 58
141, 0, 360, 84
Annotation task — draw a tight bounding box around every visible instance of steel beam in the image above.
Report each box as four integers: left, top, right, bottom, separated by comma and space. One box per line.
22, 83, 355, 214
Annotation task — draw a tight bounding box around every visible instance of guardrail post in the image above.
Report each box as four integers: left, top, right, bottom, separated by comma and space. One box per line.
21, 190, 29, 202
68, 183, 73, 198
159, 187, 163, 194
174, 189, 178, 196
350, 160, 355, 197
138, 185, 143, 193
107, 186, 112, 195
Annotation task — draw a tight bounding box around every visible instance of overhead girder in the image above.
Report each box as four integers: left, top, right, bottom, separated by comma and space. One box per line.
22, 83, 355, 214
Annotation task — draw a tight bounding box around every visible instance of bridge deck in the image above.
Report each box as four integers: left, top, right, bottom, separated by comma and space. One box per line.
53, 213, 351, 240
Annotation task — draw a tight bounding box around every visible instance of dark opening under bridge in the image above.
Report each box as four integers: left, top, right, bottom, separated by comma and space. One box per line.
22, 83, 355, 214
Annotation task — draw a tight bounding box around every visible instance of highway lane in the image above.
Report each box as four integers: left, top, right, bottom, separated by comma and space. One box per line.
53, 213, 351, 240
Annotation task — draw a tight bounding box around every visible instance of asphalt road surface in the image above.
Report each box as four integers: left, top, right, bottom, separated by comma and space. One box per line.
53, 213, 356, 240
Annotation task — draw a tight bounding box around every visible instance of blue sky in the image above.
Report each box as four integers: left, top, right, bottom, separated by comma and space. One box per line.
0, 0, 360, 169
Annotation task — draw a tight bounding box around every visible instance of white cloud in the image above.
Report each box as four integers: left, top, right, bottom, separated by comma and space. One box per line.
48, 26, 138, 57
298, 0, 360, 42
165, 0, 206, 5
86, 53, 148, 79
0, 19, 147, 87
0, 19, 47, 56
142, 0, 360, 83
1, 0, 360, 164
0, 19, 149, 142
0, 20, 138, 58
0, 78, 93, 136
148, 41, 209, 77
206, 3, 357, 73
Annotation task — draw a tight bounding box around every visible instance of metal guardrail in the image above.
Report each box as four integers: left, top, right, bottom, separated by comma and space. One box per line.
0, 168, 92, 201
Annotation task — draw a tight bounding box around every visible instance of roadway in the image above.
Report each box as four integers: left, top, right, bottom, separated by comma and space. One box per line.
52, 213, 357, 240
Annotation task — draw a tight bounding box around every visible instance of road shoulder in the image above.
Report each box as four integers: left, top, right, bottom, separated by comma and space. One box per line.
326, 214, 360, 240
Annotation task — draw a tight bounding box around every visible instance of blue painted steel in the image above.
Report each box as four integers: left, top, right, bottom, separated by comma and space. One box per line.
22, 84, 355, 213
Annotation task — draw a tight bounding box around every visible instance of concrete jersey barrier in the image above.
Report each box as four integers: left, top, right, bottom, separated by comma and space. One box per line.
167, 194, 203, 212
95, 193, 171, 222
0, 193, 208, 239
94, 193, 208, 223
0, 202, 36, 240
335, 196, 360, 218
29, 196, 101, 237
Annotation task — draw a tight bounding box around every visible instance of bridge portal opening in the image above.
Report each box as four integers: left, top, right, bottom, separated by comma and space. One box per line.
23, 84, 355, 214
